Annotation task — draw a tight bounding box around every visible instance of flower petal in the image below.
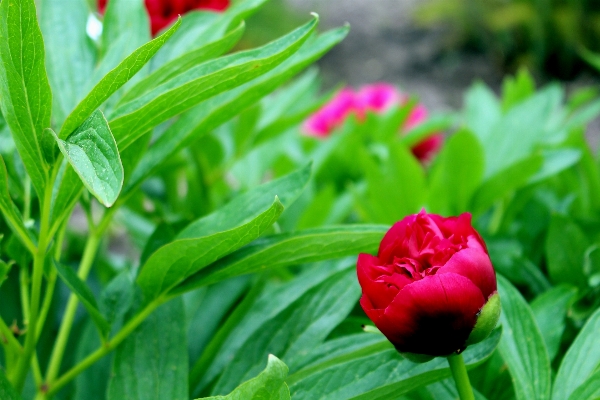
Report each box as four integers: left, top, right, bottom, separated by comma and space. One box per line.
381, 273, 485, 355
438, 247, 497, 299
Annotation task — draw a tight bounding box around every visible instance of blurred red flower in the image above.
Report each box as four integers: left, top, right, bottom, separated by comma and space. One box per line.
98, 0, 229, 36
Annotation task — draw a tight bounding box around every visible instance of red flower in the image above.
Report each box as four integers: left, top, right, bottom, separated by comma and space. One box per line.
98, 0, 229, 36
357, 211, 499, 357
303, 83, 443, 162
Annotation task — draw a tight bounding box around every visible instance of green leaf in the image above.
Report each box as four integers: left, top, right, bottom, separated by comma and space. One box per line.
137, 198, 284, 301
109, 16, 319, 150
287, 329, 501, 399
0, 0, 51, 197
50, 110, 124, 207
567, 369, 600, 400
530, 285, 577, 361
0, 369, 21, 400
54, 261, 111, 338
210, 268, 360, 395
545, 214, 589, 287
0, 156, 34, 252
553, 307, 600, 400
0, 260, 11, 287
73, 321, 112, 400
427, 129, 484, 215
528, 149, 582, 184
101, 0, 149, 54
175, 224, 386, 292
59, 20, 181, 138
99, 271, 135, 329
192, 259, 354, 395
40, 0, 96, 126
501, 68, 535, 111
121, 22, 246, 104
107, 298, 188, 400
126, 26, 348, 192
49, 161, 84, 232
197, 355, 290, 400
497, 275, 551, 400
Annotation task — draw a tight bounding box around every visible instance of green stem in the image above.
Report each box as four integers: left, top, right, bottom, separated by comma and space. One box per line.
45, 297, 165, 397
11, 180, 54, 391
447, 353, 475, 400
0, 314, 23, 354
43, 232, 101, 384
19, 267, 31, 323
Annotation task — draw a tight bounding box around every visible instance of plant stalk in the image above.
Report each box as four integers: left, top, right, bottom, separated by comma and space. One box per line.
447, 353, 475, 400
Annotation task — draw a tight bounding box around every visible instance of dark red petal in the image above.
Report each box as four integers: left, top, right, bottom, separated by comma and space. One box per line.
379, 215, 417, 261
357, 253, 401, 309
438, 247, 497, 299
411, 134, 443, 162
380, 273, 485, 356
360, 295, 401, 337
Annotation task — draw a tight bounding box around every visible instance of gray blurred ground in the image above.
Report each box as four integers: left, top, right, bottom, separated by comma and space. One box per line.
285, 0, 600, 148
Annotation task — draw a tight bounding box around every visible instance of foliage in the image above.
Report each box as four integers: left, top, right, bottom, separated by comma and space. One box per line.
0, 0, 600, 399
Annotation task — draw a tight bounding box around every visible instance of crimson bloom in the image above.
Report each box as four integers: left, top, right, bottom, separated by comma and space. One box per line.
303, 83, 443, 162
357, 211, 499, 357
98, 0, 229, 36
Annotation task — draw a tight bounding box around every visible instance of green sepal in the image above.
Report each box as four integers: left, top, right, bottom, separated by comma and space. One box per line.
466, 292, 501, 346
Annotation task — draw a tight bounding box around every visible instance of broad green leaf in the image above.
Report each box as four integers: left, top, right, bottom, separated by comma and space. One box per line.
545, 214, 588, 287
287, 329, 501, 399
40, 0, 96, 126
552, 307, 600, 400
176, 224, 386, 292
99, 271, 135, 329
567, 369, 600, 400
211, 268, 360, 395
419, 378, 488, 400
427, 129, 484, 215
73, 321, 112, 400
54, 261, 110, 338
59, 20, 181, 138
497, 275, 551, 400
51, 110, 124, 207
400, 113, 456, 148
0, 369, 20, 400
109, 16, 319, 150
528, 149, 582, 184
121, 22, 246, 104
358, 143, 425, 223
137, 198, 283, 301
530, 285, 577, 361
0, 0, 51, 197
126, 27, 348, 192
0, 156, 33, 252
198, 355, 290, 400
464, 82, 502, 143
193, 259, 352, 395
49, 161, 83, 233
181, 163, 311, 238
107, 298, 188, 400
101, 0, 149, 54
501, 68, 535, 111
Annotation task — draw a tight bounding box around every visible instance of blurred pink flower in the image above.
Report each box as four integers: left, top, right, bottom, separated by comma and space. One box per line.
303, 88, 357, 138
303, 83, 444, 162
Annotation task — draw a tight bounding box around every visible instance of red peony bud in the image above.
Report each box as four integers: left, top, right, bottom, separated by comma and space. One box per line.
98, 0, 229, 36
357, 210, 499, 358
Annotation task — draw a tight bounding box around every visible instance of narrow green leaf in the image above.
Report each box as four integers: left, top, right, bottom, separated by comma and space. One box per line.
0, 369, 21, 400
137, 198, 284, 301
567, 369, 600, 400
59, 20, 181, 138
175, 225, 387, 292
530, 285, 577, 361
109, 16, 319, 150
0, 0, 51, 197
40, 0, 96, 126
51, 110, 124, 207
54, 261, 110, 338
0, 156, 34, 252
107, 298, 188, 400
126, 27, 348, 192
101, 0, 149, 54
287, 329, 501, 399
553, 307, 600, 400
497, 275, 551, 400
211, 268, 360, 395
545, 214, 589, 288
197, 355, 290, 400
121, 22, 246, 104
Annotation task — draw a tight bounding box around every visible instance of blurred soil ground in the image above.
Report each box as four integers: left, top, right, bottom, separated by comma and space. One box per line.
285, 0, 600, 149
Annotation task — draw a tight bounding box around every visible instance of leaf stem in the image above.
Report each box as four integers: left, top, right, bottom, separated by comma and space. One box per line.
45, 297, 165, 397
447, 352, 475, 400
0, 314, 23, 355
11, 179, 54, 391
